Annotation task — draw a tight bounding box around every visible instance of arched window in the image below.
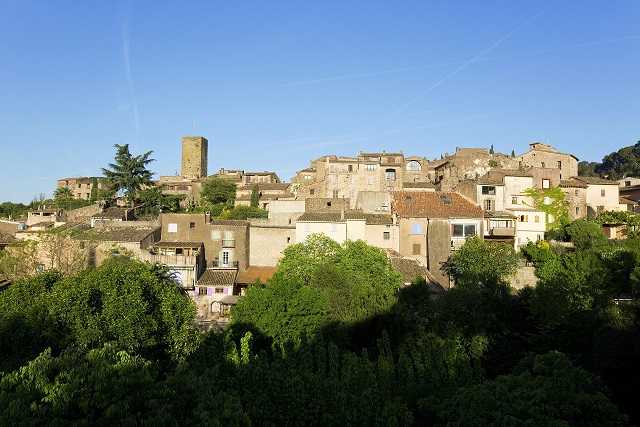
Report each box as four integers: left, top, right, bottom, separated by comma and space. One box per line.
406, 160, 422, 171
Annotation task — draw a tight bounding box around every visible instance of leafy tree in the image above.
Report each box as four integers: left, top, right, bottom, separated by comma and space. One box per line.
522, 185, 570, 229
441, 237, 518, 288
135, 184, 185, 217
276, 233, 341, 285
565, 218, 608, 250
200, 177, 237, 206
510, 149, 515, 158
436, 351, 628, 425
489, 144, 494, 154
250, 183, 260, 208
596, 209, 640, 238
218, 205, 267, 220
579, 160, 600, 177
101, 144, 155, 207
53, 186, 73, 200
0, 201, 28, 219
595, 141, 640, 180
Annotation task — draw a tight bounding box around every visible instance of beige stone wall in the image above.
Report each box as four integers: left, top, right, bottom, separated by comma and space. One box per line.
585, 184, 622, 217
561, 187, 588, 220
249, 225, 295, 266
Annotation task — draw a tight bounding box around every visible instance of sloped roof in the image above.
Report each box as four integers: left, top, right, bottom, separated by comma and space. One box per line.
198, 269, 237, 286
392, 191, 483, 219
154, 241, 203, 248
236, 266, 277, 284
477, 169, 532, 185
0, 231, 17, 245
92, 207, 130, 219
297, 211, 393, 225
572, 176, 619, 185
237, 183, 291, 191
384, 250, 444, 292
559, 178, 589, 188
82, 226, 159, 242
210, 220, 250, 226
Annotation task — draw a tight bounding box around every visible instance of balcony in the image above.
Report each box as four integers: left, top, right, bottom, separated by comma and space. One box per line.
489, 227, 516, 237
212, 260, 239, 268
221, 239, 235, 248
140, 253, 198, 267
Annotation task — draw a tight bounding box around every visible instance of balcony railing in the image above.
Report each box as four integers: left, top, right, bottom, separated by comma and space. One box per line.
212, 260, 239, 268
221, 239, 235, 248
489, 227, 516, 237
140, 253, 198, 267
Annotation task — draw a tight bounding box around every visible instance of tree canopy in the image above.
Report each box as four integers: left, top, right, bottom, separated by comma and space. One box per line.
101, 144, 155, 207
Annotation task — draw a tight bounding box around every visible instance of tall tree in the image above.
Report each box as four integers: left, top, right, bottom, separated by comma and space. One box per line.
200, 177, 237, 207
250, 183, 260, 208
101, 144, 155, 207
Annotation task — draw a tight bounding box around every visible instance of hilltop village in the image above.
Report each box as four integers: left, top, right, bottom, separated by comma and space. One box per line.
0, 136, 630, 323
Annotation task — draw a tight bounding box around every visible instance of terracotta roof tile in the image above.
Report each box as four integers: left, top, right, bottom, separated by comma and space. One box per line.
392, 191, 483, 219
154, 241, 203, 248
236, 266, 277, 284
559, 178, 589, 188
297, 211, 392, 225
572, 176, 619, 185
210, 220, 250, 226
198, 269, 237, 286
82, 226, 159, 242
237, 183, 291, 191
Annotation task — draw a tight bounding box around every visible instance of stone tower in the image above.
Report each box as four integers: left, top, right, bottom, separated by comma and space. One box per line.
181, 136, 208, 179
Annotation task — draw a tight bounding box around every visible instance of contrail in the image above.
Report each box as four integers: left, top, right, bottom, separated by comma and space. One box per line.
122, 16, 140, 147
295, 1, 562, 152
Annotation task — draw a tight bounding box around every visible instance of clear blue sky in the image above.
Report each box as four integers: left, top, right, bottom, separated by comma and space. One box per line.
1, 1, 639, 203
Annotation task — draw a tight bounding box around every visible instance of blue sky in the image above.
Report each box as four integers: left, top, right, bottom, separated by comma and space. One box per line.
1, 1, 639, 203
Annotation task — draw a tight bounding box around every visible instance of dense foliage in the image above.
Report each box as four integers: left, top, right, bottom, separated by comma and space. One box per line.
1, 230, 638, 425
101, 144, 155, 207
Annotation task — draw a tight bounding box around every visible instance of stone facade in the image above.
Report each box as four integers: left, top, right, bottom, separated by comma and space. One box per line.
181, 136, 208, 179
518, 142, 578, 186
56, 177, 109, 200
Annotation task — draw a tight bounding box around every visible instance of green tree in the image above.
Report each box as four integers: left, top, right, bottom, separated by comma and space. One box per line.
522, 185, 570, 229
596, 141, 640, 180
441, 237, 518, 288
579, 160, 600, 177
250, 183, 260, 208
218, 205, 267, 220
489, 144, 494, 154
136, 184, 185, 217
200, 177, 237, 208
565, 218, 608, 250
101, 144, 155, 207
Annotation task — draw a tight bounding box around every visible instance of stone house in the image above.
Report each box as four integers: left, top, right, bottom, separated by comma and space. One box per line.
158, 213, 250, 271
559, 178, 589, 220
392, 191, 484, 287
80, 226, 161, 267
235, 182, 292, 211
140, 241, 205, 289
563, 176, 622, 218
193, 268, 238, 320
518, 142, 579, 187
295, 211, 397, 250
56, 177, 109, 200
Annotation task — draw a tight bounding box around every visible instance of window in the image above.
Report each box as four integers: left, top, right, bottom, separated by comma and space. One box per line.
406, 160, 422, 171
484, 199, 493, 211
222, 250, 230, 267
576, 207, 580, 216
519, 215, 529, 222
625, 181, 631, 187
215, 287, 224, 294
304, 223, 311, 231
331, 224, 337, 232
601, 189, 606, 197
512, 197, 518, 204
332, 190, 339, 198
189, 222, 196, 229
575, 189, 579, 197
412, 243, 421, 255
309, 189, 315, 195
541, 162, 545, 168
331, 174, 339, 183
198, 287, 208, 296
481, 186, 495, 195
385, 169, 396, 180
287, 237, 291, 243
168, 223, 178, 233
411, 222, 423, 235
367, 176, 374, 185
364, 164, 377, 171
535, 215, 540, 222
557, 161, 562, 169
383, 231, 390, 240
348, 164, 353, 172
452, 224, 476, 237
542, 179, 550, 189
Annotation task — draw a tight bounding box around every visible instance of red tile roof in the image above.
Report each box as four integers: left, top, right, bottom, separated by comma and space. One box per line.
236, 266, 277, 284
392, 191, 483, 219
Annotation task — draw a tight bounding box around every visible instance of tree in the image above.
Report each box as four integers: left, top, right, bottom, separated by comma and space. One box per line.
218, 205, 267, 220
101, 144, 155, 207
250, 183, 260, 208
595, 141, 640, 180
135, 184, 185, 217
510, 149, 515, 158
441, 237, 518, 288
565, 218, 608, 250
53, 186, 73, 200
489, 144, 494, 154
200, 177, 237, 207
578, 160, 600, 177
522, 185, 570, 229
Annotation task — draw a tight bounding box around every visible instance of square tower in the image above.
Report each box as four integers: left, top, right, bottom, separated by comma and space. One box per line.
181, 136, 208, 179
